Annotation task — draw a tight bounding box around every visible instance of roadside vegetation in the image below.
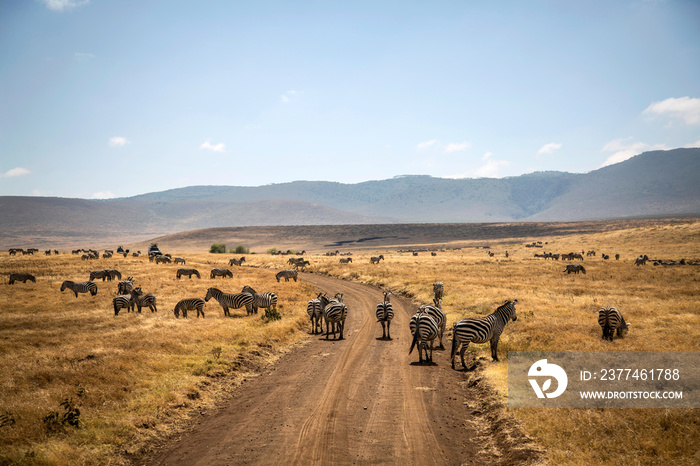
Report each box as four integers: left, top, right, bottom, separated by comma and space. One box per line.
1, 219, 698, 464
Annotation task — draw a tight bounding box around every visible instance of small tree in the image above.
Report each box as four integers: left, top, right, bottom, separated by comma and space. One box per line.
209, 243, 226, 254
231, 245, 249, 254
266, 248, 278, 255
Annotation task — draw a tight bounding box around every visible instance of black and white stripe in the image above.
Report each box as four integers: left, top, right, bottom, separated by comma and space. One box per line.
105, 269, 122, 281
411, 299, 446, 349
275, 269, 298, 282
450, 299, 518, 370
408, 309, 439, 363
173, 298, 206, 318
117, 278, 134, 295
176, 268, 201, 279
598, 306, 629, 341
210, 268, 233, 279
205, 287, 254, 317
241, 285, 278, 316
370, 255, 384, 264
229, 257, 246, 266
61, 280, 98, 297
130, 288, 157, 313
376, 291, 394, 339
113, 294, 135, 315
9, 273, 36, 285
89, 270, 110, 281
323, 294, 347, 340
307, 293, 329, 334
433, 282, 444, 301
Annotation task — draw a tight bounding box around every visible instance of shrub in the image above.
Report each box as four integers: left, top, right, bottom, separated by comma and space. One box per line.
231, 245, 250, 254
209, 244, 226, 254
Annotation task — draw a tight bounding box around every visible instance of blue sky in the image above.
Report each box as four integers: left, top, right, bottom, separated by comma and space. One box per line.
1, 0, 699, 199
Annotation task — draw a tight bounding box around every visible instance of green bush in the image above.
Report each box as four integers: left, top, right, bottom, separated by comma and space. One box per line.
266, 248, 278, 255
209, 243, 226, 254
231, 245, 249, 254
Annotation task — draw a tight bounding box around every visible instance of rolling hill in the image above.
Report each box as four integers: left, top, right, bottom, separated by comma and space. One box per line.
1, 148, 698, 249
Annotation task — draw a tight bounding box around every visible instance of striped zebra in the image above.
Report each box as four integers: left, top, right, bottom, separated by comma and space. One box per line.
323, 294, 347, 340
275, 269, 298, 282
229, 257, 246, 266
176, 268, 201, 279
89, 270, 110, 281
307, 293, 330, 334
433, 282, 444, 301
130, 288, 157, 313
155, 256, 171, 264
210, 268, 233, 279
451, 299, 518, 370
376, 291, 394, 339
204, 287, 254, 317
598, 306, 630, 341
408, 309, 439, 364
105, 269, 122, 281
241, 285, 278, 316
61, 280, 98, 297
113, 294, 135, 315
118, 278, 134, 295
564, 264, 586, 274
173, 298, 206, 318
174, 257, 186, 264
339, 257, 352, 264
370, 255, 384, 264
410, 299, 446, 349
9, 273, 36, 285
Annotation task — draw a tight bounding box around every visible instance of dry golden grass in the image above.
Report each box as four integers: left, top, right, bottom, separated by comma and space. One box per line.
1, 219, 698, 465
0, 252, 317, 464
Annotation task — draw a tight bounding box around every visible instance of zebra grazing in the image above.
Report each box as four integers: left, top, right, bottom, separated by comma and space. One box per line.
174, 257, 186, 265
61, 280, 98, 297
339, 257, 352, 264
433, 282, 444, 301
210, 268, 233, 279
598, 306, 630, 341
564, 264, 586, 274
89, 270, 110, 281
241, 285, 278, 317
276, 269, 298, 282
155, 256, 172, 264
176, 268, 201, 279
130, 287, 157, 313
118, 278, 134, 295
205, 287, 254, 317
451, 299, 518, 371
411, 299, 446, 349
376, 291, 394, 339
370, 255, 384, 264
307, 293, 330, 334
229, 257, 246, 266
173, 298, 206, 318
105, 269, 122, 281
9, 273, 36, 285
113, 294, 135, 315
323, 294, 347, 340
409, 309, 439, 364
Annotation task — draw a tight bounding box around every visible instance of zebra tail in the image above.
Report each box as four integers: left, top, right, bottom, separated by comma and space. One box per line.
409, 319, 420, 355
450, 328, 459, 364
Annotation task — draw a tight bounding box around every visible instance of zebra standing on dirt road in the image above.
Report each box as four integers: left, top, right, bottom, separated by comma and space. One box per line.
376, 291, 394, 339
276, 269, 298, 282
307, 293, 330, 334
451, 299, 518, 370
61, 280, 98, 297
411, 299, 446, 349
409, 308, 439, 364
323, 294, 347, 340
204, 287, 254, 317
598, 306, 630, 341
241, 285, 278, 316
173, 298, 206, 318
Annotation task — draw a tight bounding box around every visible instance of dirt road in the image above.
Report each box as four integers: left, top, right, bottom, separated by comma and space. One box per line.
141, 274, 540, 465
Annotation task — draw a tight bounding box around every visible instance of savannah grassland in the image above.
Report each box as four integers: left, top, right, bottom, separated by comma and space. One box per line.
1, 219, 699, 465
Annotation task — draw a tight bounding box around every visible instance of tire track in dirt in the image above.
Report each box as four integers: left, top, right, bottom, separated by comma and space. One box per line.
139, 273, 541, 465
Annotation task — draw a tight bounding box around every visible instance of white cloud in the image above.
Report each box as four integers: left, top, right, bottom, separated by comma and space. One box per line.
281, 90, 298, 103
600, 137, 669, 167
200, 140, 226, 153
643, 97, 700, 125
2, 167, 31, 177
108, 136, 130, 147
43, 0, 89, 11
537, 142, 562, 155
684, 140, 700, 148
74, 52, 95, 61
444, 142, 471, 153
416, 140, 437, 151
475, 153, 510, 177
92, 191, 115, 200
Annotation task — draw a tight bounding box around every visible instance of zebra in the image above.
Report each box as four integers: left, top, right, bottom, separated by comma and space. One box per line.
241, 285, 278, 316
339, 257, 352, 264
408, 308, 439, 364
173, 298, 206, 318
105, 269, 122, 281
113, 294, 135, 316
323, 294, 347, 340
89, 270, 110, 281
204, 287, 254, 317
376, 291, 394, 339
275, 269, 298, 282
61, 280, 98, 297
411, 299, 446, 349
635, 255, 649, 266
307, 293, 330, 334
229, 257, 246, 266
564, 264, 586, 274
598, 306, 630, 341
370, 255, 384, 264
9, 273, 36, 285
118, 278, 134, 295
210, 268, 233, 279
433, 282, 444, 301
176, 268, 201, 279
155, 256, 171, 264
174, 257, 186, 265
451, 299, 518, 371
130, 288, 157, 313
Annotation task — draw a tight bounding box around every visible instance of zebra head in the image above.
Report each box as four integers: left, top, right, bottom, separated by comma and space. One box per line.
383, 291, 392, 303
500, 299, 518, 322
204, 288, 217, 302
60, 280, 71, 291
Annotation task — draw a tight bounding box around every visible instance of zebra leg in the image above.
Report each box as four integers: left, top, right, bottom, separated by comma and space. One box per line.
387, 321, 391, 340
459, 343, 471, 371
380, 321, 386, 339
490, 338, 499, 361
